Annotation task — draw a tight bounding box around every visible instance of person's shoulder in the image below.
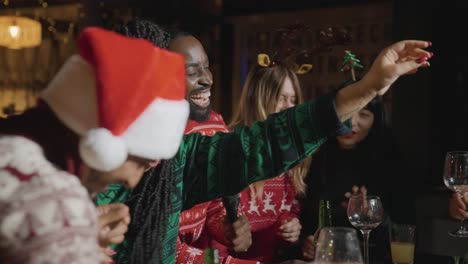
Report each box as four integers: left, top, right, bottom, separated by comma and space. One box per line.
0, 135, 56, 173
0, 135, 99, 263
0, 135, 53, 172
0, 135, 88, 200
0, 134, 40, 147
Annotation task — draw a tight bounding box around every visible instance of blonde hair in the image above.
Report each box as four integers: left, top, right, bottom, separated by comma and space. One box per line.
229, 64, 311, 197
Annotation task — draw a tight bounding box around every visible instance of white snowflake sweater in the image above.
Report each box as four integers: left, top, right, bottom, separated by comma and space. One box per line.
0, 135, 99, 263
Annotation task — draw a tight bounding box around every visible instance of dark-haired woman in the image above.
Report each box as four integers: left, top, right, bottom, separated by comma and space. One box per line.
300, 94, 411, 263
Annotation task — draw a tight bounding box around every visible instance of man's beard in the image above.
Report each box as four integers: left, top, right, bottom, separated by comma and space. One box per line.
189, 100, 211, 122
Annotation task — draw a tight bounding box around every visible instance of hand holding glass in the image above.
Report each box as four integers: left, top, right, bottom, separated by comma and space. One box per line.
443, 151, 468, 238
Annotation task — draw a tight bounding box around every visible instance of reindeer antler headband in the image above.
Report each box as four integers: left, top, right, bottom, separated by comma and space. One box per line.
257, 22, 351, 75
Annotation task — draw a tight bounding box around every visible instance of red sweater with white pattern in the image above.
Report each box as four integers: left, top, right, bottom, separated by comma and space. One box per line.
176, 110, 258, 264
205, 173, 300, 263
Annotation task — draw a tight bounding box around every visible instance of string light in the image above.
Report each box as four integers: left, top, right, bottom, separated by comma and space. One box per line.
3, 0, 9, 6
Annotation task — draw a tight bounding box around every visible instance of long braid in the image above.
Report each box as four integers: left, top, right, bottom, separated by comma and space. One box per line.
125, 160, 174, 264
115, 19, 172, 49
111, 19, 178, 264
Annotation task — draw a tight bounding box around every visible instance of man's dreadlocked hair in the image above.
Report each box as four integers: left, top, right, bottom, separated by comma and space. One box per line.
122, 160, 174, 264
112, 19, 176, 264
115, 19, 172, 49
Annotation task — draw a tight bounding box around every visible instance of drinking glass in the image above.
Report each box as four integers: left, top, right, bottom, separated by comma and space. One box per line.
314, 227, 363, 264
347, 195, 384, 264
443, 151, 468, 238
389, 223, 416, 264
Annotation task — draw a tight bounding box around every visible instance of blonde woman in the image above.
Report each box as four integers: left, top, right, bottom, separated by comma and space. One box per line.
205, 62, 312, 264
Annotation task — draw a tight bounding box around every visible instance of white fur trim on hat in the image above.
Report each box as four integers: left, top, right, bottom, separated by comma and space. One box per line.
122, 98, 189, 161
79, 128, 128, 172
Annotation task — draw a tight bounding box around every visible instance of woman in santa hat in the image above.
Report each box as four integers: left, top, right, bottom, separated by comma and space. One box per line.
0, 27, 189, 263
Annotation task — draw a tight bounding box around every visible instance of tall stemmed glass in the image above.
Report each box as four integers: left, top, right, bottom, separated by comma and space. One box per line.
347, 195, 384, 264
443, 151, 468, 238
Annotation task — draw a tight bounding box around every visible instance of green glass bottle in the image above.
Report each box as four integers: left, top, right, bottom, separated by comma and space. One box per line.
313, 199, 332, 248
203, 247, 220, 264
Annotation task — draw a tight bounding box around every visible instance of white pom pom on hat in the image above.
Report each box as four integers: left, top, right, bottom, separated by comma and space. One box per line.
40, 27, 189, 172
79, 128, 127, 172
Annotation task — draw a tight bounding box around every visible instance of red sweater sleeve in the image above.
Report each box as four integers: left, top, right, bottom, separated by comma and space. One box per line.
205, 198, 230, 248
176, 237, 205, 264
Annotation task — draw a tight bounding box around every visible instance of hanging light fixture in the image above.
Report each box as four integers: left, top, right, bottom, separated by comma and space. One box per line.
0, 16, 42, 49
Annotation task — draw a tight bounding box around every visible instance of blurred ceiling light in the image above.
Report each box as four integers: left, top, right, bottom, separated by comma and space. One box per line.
0, 16, 42, 49
8, 24, 20, 38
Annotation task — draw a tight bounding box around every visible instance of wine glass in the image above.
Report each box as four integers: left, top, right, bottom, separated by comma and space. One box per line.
443, 151, 468, 238
314, 227, 363, 264
347, 195, 384, 264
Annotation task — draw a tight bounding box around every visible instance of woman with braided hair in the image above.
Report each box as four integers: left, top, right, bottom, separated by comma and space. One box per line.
104, 20, 251, 264
0, 27, 190, 263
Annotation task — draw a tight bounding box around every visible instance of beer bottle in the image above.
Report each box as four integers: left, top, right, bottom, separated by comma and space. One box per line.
203, 247, 220, 264
313, 199, 332, 248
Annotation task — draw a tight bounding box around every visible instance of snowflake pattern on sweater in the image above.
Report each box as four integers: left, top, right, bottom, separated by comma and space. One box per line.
0, 136, 99, 263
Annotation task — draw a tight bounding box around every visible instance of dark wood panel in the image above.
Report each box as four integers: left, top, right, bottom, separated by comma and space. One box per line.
222, 0, 391, 16
0, 0, 78, 9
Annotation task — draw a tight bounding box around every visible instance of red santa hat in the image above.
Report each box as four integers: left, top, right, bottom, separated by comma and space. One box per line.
40, 27, 189, 172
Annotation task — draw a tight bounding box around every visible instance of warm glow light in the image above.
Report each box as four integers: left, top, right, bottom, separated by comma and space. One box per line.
8, 24, 20, 38
0, 16, 41, 49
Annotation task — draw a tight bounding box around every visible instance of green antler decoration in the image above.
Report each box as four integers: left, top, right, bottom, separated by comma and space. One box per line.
341, 50, 363, 81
